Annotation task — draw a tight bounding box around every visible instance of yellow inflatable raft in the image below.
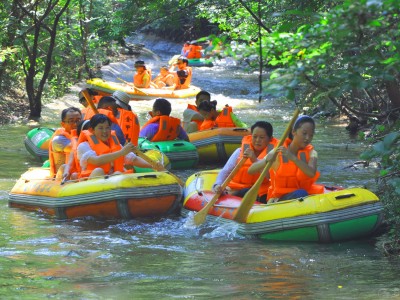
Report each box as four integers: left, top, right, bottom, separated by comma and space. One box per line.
9, 168, 182, 220
182, 170, 384, 242
188, 127, 250, 163
86, 78, 202, 100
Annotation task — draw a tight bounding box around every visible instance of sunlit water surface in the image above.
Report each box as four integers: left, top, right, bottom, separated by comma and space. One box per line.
0, 36, 398, 299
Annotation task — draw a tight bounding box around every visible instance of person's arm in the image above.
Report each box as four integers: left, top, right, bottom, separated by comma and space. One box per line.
111, 123, 126, 145
248, 148, 277, 174
213, 148, 241, 193
86, 142, 136, 167
181, 68, 192, 89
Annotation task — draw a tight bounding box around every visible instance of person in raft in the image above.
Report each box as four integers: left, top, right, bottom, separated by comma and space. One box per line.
182, 90, 211, 133
197, 100, 247, 131
139, 98, 189, 142
150, 65, 175, 89
181, 41, 191, 57
133, 60, 151, 88
49, 107, 82, 179
248, 115, 324, 202
76, 114, 161, 178
97, 91, 140, 146
212, 121, 278, 203
62, 119, 92, 180
169, 56, 192, 89
83, 96, 126, 146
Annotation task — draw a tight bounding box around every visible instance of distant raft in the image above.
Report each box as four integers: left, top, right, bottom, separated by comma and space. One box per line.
188, 127, 250, 163
169, 54, 214, 67
9, 167, 182, 220
86, 78, 202, 100
182, 170, 384, 243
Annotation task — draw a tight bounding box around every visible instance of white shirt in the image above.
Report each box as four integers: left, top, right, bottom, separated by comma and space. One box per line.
77, 141, 136, 171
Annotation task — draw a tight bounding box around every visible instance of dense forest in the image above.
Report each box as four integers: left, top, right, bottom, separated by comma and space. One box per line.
0, 0, 399, 252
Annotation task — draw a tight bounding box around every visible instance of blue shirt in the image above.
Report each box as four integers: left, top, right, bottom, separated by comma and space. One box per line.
139, 123, 189, 141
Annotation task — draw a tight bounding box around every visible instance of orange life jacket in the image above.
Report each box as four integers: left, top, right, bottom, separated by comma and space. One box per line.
268, 138, 324, 200
78, 130, 125, 178
134, 69, 151, 88
83, 108, 119, 125
187, 45, 202, 59
228, 135, 279, 197
92, 95, 103, 104
186, 104, 203, 129
199, 105, 236, 130
48, 128, 75, 177
117, 108, 140, 146
141, 115, 181, 142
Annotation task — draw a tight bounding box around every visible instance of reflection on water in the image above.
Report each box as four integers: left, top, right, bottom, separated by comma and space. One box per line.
0, 38, 398, 299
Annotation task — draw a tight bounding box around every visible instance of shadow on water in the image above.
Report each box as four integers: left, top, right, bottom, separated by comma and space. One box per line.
0, 35, 398, 299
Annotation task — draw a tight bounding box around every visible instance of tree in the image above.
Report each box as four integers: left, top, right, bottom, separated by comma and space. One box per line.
14, 0, 71, 120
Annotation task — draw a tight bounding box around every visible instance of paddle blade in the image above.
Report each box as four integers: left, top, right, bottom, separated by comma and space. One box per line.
233, 176, 264, 223
192, 206, 209, 225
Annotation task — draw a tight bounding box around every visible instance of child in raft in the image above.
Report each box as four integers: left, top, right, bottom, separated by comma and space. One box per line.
76, 114, 162, 178
248, 115, 324, 202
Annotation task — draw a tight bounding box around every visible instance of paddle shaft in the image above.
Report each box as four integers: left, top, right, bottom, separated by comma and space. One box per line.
233, 108, 301, 223
193, 156, 248, 226
82, 89, 98, 113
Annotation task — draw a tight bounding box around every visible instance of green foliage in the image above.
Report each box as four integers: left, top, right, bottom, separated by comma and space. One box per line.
361, 123, 400, 244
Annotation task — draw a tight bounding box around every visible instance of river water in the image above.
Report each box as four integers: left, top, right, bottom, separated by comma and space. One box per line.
0, 36, 399, 299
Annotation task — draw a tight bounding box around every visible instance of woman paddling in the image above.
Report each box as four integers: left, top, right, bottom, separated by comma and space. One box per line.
248, 115, 324, 202
213, 121, 278, 203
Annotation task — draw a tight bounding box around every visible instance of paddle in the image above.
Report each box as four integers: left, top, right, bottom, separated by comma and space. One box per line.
192, 156, 248, 226
117, 77, 149, 96
82, 89, 184, 186
233, 108, 300, 223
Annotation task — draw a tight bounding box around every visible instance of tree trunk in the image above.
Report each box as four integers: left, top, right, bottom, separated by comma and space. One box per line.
385, 80, 400, 109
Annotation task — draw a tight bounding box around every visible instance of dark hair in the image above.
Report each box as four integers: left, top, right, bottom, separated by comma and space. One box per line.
177, 56, 188, 64
251, 121, 273, 138
196, 90, 211, 102
97, 96, 116, 108
153, 98, 171, 116
160, 65, 169, 71
89, 114, 112, 129
289, 115, 315, 139
198, 100, 217, 112
76, 119, 90, 136
61, 107, 81, 121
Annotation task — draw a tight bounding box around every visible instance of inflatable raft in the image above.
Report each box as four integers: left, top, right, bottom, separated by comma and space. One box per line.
9, 167, 182, 220
182, 170, 384, 242
138, 137, 198, 169
169, 55, 214, 67
187, 58, 214, 67
24, 127, 54, 162
188, 127, 250, 163
86, 78, 202, 100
